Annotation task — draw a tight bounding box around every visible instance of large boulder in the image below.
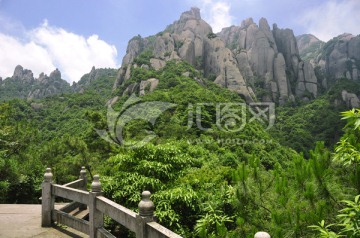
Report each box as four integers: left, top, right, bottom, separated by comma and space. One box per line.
342, 90, 360, 108
12, 65, 34, 82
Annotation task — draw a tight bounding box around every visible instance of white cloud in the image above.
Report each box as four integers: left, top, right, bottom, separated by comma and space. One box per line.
299, 0, 360, 41
0, 20, 119, 83
195, 0, 234, 32
209, 2, 233, 32
0, 33, 55, 79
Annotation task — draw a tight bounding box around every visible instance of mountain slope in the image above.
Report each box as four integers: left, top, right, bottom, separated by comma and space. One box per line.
296, 34, 324, 61
1, 58, 357, 238
1, 8, 360, 238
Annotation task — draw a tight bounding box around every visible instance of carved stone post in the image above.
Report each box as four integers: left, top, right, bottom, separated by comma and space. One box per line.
136, 191, 155, 238
41, 168, 54, 227
254, 231, 271, 238
89, 175, 103, 238
79, 166, 87, 210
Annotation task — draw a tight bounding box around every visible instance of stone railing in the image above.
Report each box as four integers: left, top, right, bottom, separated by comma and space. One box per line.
41, 167, 182, 238
41, 167, 271, 238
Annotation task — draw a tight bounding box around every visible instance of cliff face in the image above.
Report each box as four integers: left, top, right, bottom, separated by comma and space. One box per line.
217, 18, 318, 103
294, 33, 360, 108
117, 8, 255, 101
298, 33, 360, 82
322, 34, 360, 81
116, 8, 318, 104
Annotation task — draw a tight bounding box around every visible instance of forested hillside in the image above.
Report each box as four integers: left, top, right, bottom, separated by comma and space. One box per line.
1, 7, 360, 238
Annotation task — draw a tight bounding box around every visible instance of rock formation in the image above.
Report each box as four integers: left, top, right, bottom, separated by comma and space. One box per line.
115, 8, 319, 104
28, 68, 71, 99
0, 65, 71, 101
301, 33, 360, 83
324, 34, 360, 81
12, 65, 35, 82
219, 18, 318, 103
341, 90, 360, 108
116, 7, 256, 102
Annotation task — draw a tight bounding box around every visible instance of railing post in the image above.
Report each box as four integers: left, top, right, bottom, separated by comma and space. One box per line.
136, 191, 155, 238
89, 175, 103, 238
41, 168, 54, 227
254, 231, 271, 238
79, 166, 88, 210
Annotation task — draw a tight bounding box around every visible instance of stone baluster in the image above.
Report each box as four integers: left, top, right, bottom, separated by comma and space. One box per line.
255, 231, 271, 238
89, 175, 103, 238
79, 166, 87, 210
136, 191, 155, 238
41, 168, 54, 227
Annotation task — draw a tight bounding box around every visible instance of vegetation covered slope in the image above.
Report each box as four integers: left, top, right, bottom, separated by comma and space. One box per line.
1, 57, 359, 237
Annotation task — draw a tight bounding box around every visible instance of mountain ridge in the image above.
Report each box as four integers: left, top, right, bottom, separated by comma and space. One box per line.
116, 8, 319, 105
2, 8, 359, 106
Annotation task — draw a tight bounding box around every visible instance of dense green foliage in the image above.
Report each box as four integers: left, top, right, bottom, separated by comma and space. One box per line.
310, 110, 360, 237
0, 60, 359, 237
269, 79, 360, 156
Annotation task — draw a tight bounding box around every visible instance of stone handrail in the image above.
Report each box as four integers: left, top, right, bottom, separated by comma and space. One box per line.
41, 167, 271, 238
41, 167, 182, 238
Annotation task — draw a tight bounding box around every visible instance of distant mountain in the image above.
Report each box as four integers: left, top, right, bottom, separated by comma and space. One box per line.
0, 65, 71, 101
296, 34, 324, 62
72, 66, 117, 95
0, 65, 118, 102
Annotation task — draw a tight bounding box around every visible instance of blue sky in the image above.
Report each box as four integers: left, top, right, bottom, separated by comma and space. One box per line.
0, 0, 359, 83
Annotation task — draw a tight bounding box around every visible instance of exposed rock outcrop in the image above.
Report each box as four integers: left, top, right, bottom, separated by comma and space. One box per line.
117, 8, 256, 101
203, 37, 254, 101
139, 78, 159, 96
325, 34, 360, 81
273, 53, 288, 103
0, 65, 71, 101
28, 69, 71, 99
219, 18, 318, 102
303, 33, 360, 85
12, 65, 34, 82
342, 90, 360, 108
121, 78, 160, 97
115, 8, 319, 104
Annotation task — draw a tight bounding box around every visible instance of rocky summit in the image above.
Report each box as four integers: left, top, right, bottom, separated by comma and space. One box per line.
0, 65, 71, 101
116, 8, 320, 105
